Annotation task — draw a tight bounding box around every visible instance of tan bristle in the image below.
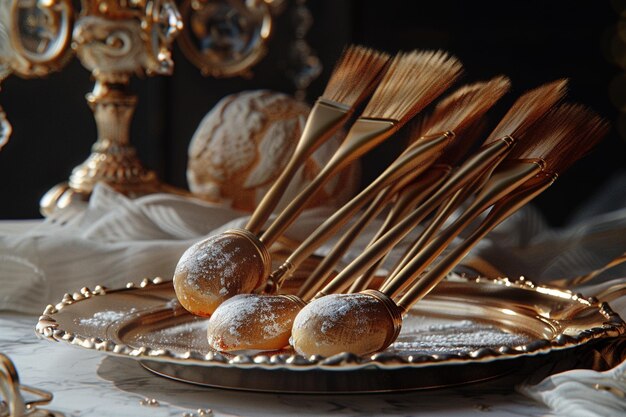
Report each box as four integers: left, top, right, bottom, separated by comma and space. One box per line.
509, 103, 609, 173
485, 79, 568, 144
362, 50, 463, 122
422, 76, 511, 136
322, 45, 391, 106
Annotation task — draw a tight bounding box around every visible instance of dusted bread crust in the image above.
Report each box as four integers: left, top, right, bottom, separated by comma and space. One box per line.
187, 90, 358, 212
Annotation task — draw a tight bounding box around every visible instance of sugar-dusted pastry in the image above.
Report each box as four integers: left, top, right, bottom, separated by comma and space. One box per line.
187, 90, 358, 212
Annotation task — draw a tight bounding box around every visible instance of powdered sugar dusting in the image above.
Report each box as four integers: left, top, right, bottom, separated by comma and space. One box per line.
130, 318, 210, 351
393, 313, 532, 355
293, 293, 378, 338
176, 233, 258, 297
207, 294, 298, 351
179, 235, 241, 288
164, 298, 180, 309
77, 309, 136, 327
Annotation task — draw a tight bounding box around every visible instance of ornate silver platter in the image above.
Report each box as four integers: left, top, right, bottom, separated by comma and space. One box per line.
36, 276, 625, 393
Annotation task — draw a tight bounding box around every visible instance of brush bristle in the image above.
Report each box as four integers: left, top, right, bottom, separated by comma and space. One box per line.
362, 50, 463, 123
422, 76, 511, 136
509, 103, 609, 173
411, 77, 511, 166
322, 45, 391, 107
485, 79, 568, 144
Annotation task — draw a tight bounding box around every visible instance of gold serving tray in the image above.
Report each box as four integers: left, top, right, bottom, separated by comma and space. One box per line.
36, 276, 625, 393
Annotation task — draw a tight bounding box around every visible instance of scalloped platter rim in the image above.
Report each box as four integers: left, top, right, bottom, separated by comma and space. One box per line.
35, 275, 626, 392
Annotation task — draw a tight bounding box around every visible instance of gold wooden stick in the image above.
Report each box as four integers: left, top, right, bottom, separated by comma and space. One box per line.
389, 162, 518, 284
347, 166, 451, 293
260, 51, 463, 246
268, 132, 454, 292
245, 46, 390, 234
383, 185, 471, 285
395, 102, 610, 308
396, 174, 555, 312
550, 252, 626, 288
297, 175, 416, 300
380, 159, 544, 297
313, 136, 515, 298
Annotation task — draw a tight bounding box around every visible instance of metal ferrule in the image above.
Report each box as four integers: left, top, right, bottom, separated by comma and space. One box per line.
278, 294, 307, 309
225, 228, 272, 289
330, 118, 397, 166
362, 290, 403, 351
294, 98, 352, 155
266, 261, 295, 293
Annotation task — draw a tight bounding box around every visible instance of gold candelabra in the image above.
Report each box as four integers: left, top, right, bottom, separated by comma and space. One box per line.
0, 0, 74, 149
0, 0, 285, 216
39, 0, 185, 215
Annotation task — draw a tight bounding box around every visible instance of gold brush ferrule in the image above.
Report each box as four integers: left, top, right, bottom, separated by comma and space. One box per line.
392, 131, 453, 171
278, 294, 307, 309
361, 290, 403, 351
265, 261, 294, 293
225, 229, 272, 290
332, 118, 398, 163
295, 98, 352, 154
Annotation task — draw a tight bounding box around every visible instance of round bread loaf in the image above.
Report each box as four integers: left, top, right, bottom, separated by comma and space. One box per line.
187, 90, 358, 212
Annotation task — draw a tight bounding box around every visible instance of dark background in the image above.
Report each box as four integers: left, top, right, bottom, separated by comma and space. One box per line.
1, 0, 625, 226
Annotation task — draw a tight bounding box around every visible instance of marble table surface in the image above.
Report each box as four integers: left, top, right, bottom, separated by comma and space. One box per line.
0, 314, 554, 417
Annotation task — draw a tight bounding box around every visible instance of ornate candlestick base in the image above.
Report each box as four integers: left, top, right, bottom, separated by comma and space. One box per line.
40, 0, 184, 216
40, 77, 187, 216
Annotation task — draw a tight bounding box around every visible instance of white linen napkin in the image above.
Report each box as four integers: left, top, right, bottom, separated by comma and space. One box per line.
0, 183, 350, 314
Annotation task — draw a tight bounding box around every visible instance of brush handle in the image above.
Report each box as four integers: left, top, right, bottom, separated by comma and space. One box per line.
380, 160, 543, 298
314, 137, 515, 299
245, 100, 351, 234
269, 132, 452, 291
383, 166, 494, 286
260, 118, 397, 246
297, 174, 420, 300
384, 186, 469, 286
396, 174, 555, 312
296, 186, 395, 300
347, 166, 450, 293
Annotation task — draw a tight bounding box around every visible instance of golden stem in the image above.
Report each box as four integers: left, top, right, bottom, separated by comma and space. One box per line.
314, 136, 516, 299
260, 118, 397, 246
347, 166, 450, 293
381, 160, 544, 298
245, 99, 351, 234
396, 174, 555, 312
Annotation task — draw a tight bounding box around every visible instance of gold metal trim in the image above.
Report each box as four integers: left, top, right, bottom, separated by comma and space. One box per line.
7, 0, 74, 77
